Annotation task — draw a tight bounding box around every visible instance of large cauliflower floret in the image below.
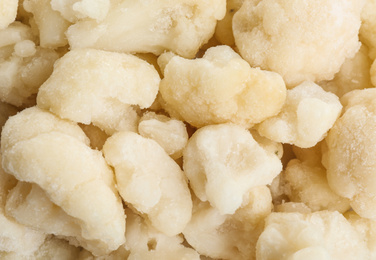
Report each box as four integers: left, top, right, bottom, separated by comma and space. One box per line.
283, 159, 350, 213
233, 0, 364, 87
360, 0, 376, 60
256, 211, 368, 260
66, 0, 226, 58
183, 123, 282, 215
0, 0, 18, 30
124, 208, 199, 260
183, 186, 272, 260
1, 107, 126, 256
0, 22, 59, 107
322, 88, 376, 220
103, 131, 192, 237
159, 45, 286, 128
37, 48, 160, 135
258, 81, 342, 148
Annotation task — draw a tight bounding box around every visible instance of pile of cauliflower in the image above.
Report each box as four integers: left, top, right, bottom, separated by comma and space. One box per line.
1, 0, 376, 259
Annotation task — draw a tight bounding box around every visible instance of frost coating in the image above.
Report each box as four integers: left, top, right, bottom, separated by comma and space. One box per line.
37, 48, 160, 135
103, 131, 192, 236
258, 82, 342, 148
183, 123, 282, 215
159, 46, 286, 128
67, 0, 226, 58
233, 0, 364, 86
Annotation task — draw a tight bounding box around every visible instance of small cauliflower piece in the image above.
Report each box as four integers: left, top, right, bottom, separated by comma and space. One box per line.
124, 208, 199, 260
256, 211, 368, 260
0, 0, 18, 30
37, 48, 160, 135
103, 131, 192, 236
258, 82, 342, 148
183, 123, 282, 215
1, 107, 126, 256
159, 46, 286, 128
183, 186, 272, 260
0, 22, 59, 107
67, 0, 226, 58
284, 159, 351, 213
138, 112, 188, 159
360, 0, 376, 60
320, 44, 374, 97
51, 0, 110, 23
233, 0, 364, 87
23, 0, 71, 48
322, 88, 376, 220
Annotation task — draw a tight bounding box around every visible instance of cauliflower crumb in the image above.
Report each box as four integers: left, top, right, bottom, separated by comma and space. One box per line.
258, 81, 342, 148
233, 0, 365, 87
183, 123, 282, 215
159, 45, 286, 128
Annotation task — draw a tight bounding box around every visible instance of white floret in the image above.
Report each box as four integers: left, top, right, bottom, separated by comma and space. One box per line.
51, 0, 110, 22
0, 0, 18, 30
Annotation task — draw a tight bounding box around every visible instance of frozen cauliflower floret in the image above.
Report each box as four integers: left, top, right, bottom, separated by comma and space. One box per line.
233, 0, 364, 87
214, 0, 245, 45
0, 159, 46, 256
256, 211, 368, 260
284, 159, 350, 213
183, 186, 272, 260
0, 22, 59, 107
322, 88, 376, 220
320, 44, 374, 97
360, 0, 376, 60
159, 46, 286, 128
37, 48, 160, 135
103, 131, 192, 236
183, 123, 282, 215
51, 0, 110, 23
23, 0, 71, 48
67, 0, 226, 58
0, 0, 18, 30
1, 107, 125, 256
346, 211, 376, 259
138, 112, 188, 159
258, 82, 342, 148
124, 208, 199, 260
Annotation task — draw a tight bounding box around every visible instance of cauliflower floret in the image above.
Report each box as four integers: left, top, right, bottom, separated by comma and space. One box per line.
183, 123, 282, 215
37, 48, 160, 135
360, 0, 376, 60
0, 0, 18, 30
256, 211, 368, 260
284, 159, 351, 213
319, 44, 374, 97
183, 186, 272, 260
0, 22, 59, 107
258, 82, 342, 148
322, 88, 376, 220
138, 112, 188, 159
1, 107, 126, 256
66, 0, 226, 58
103, 131, 192, 236
124, 208, 199, 260
23, 0, 71, 48
233, 0, 364, 87
51, 0, 110, 23
159, 46, 286, 128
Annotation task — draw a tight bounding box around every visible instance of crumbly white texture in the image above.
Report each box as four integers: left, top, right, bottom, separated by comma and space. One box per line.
360, 0, 376, 59
159, 46, 286, 128
1, 107, 125, 256
256, 211, 369, 260
183, 123, 282, 215
66, 0, 226, 58
233, 0, 364, 87
37, 48, 160, 135
258, 81, 342, 148
323, 88, 376, 220
103, 131, 192, 236
0, 0, 18, 30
